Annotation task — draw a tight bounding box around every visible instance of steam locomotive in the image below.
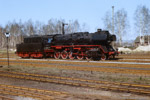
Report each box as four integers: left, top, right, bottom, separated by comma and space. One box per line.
16, 29, 118, 60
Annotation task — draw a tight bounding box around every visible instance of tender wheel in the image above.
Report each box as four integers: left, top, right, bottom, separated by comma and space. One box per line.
101, 54, 106, 60
54, 52, 61, 59
61, 50, 68, 59
30, 54, 35, 58
36, 53, 43, 58
20, 53, 30, 58
68, 52, 75, 60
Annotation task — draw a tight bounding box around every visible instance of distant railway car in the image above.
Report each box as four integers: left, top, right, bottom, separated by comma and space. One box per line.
16, 29, 118, 60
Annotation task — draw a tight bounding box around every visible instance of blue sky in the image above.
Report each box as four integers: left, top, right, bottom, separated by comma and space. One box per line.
0, 0, 150, 40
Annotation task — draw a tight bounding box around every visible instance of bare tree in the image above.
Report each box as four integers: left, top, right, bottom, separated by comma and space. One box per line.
103, 9, 129, 46
73, 20, 80, 32
23, 19, 35, 36
103, 11, 112, 33
55, 19, 63, 34
34, 21, 44, 35
18, 20, 24, 42
115, 9, 129, 46
67, 20, 81, 33
80, 23, 89, 32
67, 20, 73, 33
0, 26, 4, 48
134, 5, 150, 45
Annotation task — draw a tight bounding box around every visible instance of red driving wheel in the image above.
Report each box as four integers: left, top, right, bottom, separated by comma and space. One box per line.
54, 52, 61, 59
61, 50, 68, 59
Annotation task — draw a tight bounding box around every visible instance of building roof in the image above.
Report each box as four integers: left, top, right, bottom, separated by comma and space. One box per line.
134, 35, 150, 43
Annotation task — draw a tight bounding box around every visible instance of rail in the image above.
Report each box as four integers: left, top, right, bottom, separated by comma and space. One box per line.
0, 71, 150, 96
0, 83, 68, 100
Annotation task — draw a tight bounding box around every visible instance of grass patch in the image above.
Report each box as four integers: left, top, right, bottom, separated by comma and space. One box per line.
133, 77, 150, 84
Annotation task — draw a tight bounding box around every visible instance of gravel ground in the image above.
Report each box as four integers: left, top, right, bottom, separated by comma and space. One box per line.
0, 65, 150, 100
0, 77, 150, 100
0, 53, 150, 99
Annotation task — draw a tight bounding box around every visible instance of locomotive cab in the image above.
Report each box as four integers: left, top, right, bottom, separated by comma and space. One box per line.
43, 36, 53, 50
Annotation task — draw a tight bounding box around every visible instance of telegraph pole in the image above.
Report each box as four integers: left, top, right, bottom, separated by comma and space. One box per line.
140, 14, 144, 45
4, 32, 10, 67
112, 6, 115, 47
112, 6, 114, 35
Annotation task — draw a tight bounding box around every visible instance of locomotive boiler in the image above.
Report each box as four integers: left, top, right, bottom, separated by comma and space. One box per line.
16, 29, 118, 60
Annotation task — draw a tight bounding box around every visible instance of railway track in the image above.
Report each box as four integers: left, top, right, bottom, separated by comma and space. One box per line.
0, 70, 150, 96
1, 59, 150, 75
0, 95, 14, 100
1, 57, 150, 64
0, 83, 68, 100
1, 58, 150, 68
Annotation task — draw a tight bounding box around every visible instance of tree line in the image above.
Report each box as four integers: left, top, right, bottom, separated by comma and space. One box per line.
0, 19, 88, 48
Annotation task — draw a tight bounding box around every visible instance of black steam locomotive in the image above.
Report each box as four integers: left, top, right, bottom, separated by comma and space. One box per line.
16, 29, 118, 60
